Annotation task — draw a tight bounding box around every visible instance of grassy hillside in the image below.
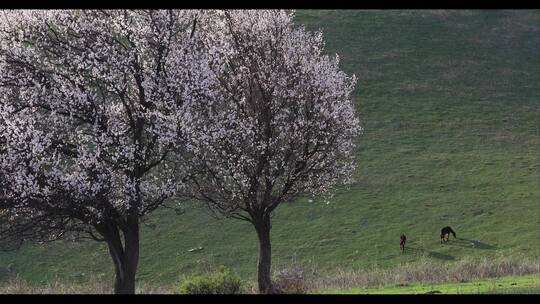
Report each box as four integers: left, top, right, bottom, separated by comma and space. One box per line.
1, 10, 539, 288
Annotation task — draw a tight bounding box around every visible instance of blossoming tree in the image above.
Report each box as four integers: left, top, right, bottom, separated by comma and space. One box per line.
0, 10, 204, 294
181, 10, 361, 293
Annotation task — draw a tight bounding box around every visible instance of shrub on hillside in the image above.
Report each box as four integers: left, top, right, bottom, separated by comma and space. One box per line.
176, 266, 244, 294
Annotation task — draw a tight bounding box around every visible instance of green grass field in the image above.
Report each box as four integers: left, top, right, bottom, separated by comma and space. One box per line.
321, 274, 540, 294
1, 10, 539, 290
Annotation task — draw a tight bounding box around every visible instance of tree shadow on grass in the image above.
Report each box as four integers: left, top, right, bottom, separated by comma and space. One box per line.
444, 237, 497, 250
405, 246, 455, 261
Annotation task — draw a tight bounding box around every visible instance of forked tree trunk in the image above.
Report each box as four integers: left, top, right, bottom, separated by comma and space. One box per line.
110, 251, 137, 294
99, 221, 140, 294
254, 213, 274, 294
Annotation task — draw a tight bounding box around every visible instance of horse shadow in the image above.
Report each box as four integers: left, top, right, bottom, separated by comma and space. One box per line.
405, 246, 455, 261
445, 237, 496, 250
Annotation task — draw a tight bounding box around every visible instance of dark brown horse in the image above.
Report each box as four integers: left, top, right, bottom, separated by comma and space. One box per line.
440, 226, 456, 243
400, 234, 407, 253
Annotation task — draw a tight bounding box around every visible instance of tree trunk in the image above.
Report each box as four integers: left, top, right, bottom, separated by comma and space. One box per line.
254, 213, 274, 294
112, 260, 135, 294
100, 221, 139, 294
121, 218, 139, 294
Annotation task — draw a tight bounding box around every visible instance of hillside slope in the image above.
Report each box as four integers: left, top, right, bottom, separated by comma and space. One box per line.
1, 10, 539, 286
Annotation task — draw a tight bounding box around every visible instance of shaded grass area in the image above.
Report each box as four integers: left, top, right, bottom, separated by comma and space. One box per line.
2, 274, 536, 295
0, 276, 173, 294
0, 10, 539, 287
320, 274, 540, 294
1, 255, 537, 294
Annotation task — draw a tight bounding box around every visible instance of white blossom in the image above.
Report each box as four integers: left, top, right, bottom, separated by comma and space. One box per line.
180, 10, 361, 216
0, 9, 202, 234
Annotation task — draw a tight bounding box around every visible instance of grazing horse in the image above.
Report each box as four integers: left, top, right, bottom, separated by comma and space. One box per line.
400, 234, 407, 253
440, 226, 456, 243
